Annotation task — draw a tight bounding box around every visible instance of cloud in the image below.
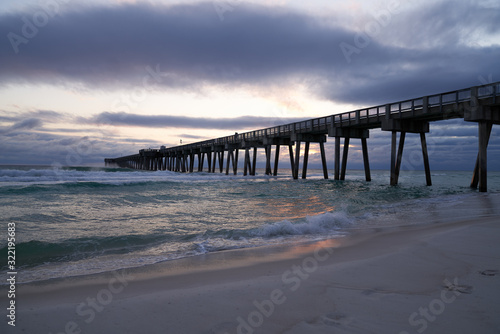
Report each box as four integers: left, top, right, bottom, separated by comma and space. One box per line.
1, 1, 498, 105
0, 3, 346, 87
0, 128, 160, 165
179, 133, 209, 140
0, 117, 42, 134
0, 109, 78, 135
86, 111, 308, 130
1, 1, 499, 168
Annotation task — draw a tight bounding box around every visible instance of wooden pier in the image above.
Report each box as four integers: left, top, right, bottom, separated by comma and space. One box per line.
106, 82, 500, 192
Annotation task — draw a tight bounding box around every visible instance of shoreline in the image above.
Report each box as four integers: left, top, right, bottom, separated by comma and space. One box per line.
10, 191, 500, 285
10, 214, 500, 334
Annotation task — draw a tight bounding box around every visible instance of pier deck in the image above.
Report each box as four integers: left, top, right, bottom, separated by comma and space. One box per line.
106, 83, 500, 192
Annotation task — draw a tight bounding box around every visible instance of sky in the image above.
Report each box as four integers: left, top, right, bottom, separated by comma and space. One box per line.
0, 0, 499, 171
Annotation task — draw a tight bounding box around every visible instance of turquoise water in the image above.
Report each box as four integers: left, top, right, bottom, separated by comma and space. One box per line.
1, 165, 499, 283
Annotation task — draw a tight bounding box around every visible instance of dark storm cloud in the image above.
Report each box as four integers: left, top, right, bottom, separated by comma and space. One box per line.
0, 2, 349, 88
1, 1, 499, 105
86, 111, 307, 130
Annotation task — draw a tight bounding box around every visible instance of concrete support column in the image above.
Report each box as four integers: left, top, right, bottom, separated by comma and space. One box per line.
273, 145, 280, 176
393, 132, 406, 186
233, 149, 239, 175
206, 152, 212, 173
340, 138, 350, 181
334, 137, 340, 180
383, 119, 431, 187
265, 145, 272, 176
319, 141, 329, 180
302, 142, 310, 179
244, 148, 251, 176
251, 147, 257, 176
390, 131, 397, 186
288, 144, 295, 178
420, 133, 432, 186
211, 151, 217, 173
361, 138, 371, 182
293, 141, 301, 180
219, 151, 225, 174
330, 128, 369, 182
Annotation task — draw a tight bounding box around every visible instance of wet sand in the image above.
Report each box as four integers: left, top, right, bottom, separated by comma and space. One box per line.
9, 211, 500, 334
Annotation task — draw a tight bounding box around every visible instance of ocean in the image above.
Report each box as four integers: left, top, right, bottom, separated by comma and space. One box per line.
1, 165, 499, 284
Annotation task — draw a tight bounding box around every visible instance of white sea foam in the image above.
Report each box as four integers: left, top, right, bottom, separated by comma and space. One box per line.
0, 167, 291, 186
253, 211, 352, 237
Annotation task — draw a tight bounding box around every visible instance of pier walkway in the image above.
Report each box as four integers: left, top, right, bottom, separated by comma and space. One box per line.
106, 83, 500, 192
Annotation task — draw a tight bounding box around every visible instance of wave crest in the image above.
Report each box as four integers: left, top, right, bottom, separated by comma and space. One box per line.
253, 211, 352, 237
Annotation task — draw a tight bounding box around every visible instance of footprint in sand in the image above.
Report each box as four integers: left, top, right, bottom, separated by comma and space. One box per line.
321, 312, 353, 327
444, 283, 473, 294
479, 269, 499, 277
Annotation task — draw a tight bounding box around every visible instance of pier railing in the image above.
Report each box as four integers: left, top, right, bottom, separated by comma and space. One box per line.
107, 81, 499, 191
159, 82, 499, 153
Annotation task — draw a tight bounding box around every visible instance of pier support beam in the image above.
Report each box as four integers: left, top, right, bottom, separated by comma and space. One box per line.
225, 150, 231, 175
262, 137, 291, 177
340, 138, 350, 181
273, 145, 280, 176
211, 152, 216, 173
189, 152, 195, 173
390, 131, 407, 186
244, 148, 251, 176
329, 128, 370, 182
265, 145, 272, 176
288, 144, 295, 178
390, 131, 397, 185
206, 151, 212, 173
252, 147, 257, 176
421, 133, 432, 186
243, 145, 258, 176
361, 138, 371, 182
465, 101, 499, 192
233, 149, 239, 175
302, 142, 310, 179
334, 137, 341, 180
294, 141, 301, 179
197, 152, 203, 172
289, 134, 327, 180
210, 146, 225, 174
470, 122, 493, 192
382, 119, 431, 186
219, 151, 225, 173
225, 144, 240, 176
319, 141, 329, 180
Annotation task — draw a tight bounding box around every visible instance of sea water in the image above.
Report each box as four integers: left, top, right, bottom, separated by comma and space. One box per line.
1, 165, 499, 283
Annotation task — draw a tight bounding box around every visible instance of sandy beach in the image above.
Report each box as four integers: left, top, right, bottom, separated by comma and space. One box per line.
8, 211, 498, 334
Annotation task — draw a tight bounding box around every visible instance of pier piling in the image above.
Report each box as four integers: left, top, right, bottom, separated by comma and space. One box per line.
107, 82, 499, 191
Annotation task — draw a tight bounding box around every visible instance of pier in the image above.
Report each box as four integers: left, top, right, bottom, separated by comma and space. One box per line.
106, 82, 500, 192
